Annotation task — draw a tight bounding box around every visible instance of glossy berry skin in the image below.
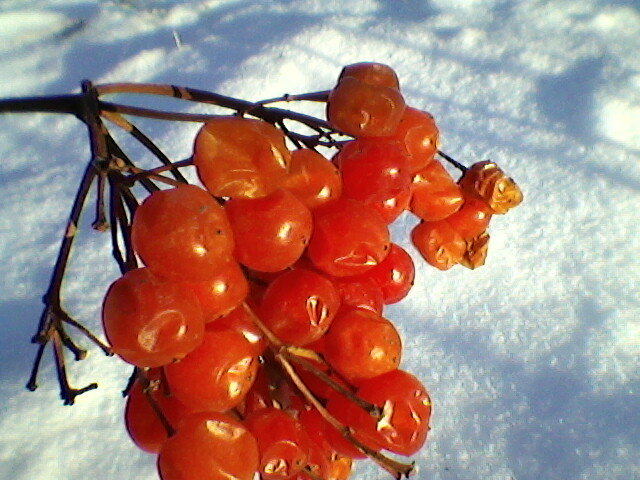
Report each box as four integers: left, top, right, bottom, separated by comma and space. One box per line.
335, 138, 411, 204
370, 189, 412, 225
359, 243, 415, 304
307, 199, 391, 277
281, 148, 342, 210
445, 196, 492, 241
327, 76, 406, 137
259, 268, 341, 346
410, 160, 464, 222
131, 184, 234, 282
102, 268, 204, 367
324, 393, 379, 459
330, 275, 384, 314
241, 364, 275, 416
296, 408, 340, 478
324, 455, 353, 480
188, 259, 248, 322
157, 411, 259, 480
124, 370, 195, 453
293, 353, 351, 401
391, 107, 440, 174
411, 220, 466, 270
324, 308, 402, 381
206, 304, 267, 356
338, 62, 400, 88
225, 189, 313, 272
164, 330, 258, 412
193, 116, 291, 198
355, 369, 432, 456
244, 407, 312, 480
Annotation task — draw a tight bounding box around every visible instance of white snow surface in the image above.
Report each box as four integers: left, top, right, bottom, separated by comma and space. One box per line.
0, 1, 639, 480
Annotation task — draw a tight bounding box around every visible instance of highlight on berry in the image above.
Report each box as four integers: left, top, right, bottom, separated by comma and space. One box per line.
0, 62, 522, 480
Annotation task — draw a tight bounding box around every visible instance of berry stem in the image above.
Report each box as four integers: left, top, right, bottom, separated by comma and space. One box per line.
253, 90, 331, 106
94, 82, 333, 131
123, 158, 193, 185
283, 349, 382, 417
277, 352, 414, 479
437, 149, 468, 173
100, 110, 189, 184
138, 370, 176, 438
241, 302, 283, 348
92, 170, 109, 231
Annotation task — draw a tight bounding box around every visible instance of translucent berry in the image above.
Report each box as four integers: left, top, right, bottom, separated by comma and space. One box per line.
157, 411, 259, 480
102, 268, 204, 367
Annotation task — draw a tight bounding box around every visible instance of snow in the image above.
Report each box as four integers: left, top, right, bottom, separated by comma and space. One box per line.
0, 1, 639, 479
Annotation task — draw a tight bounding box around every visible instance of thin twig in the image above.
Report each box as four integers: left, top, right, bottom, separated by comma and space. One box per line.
60, 314, 112, 356
51, 328, 98, 405
101, 110, 188, 184
254, 90, 331, 106
437, 150, 467, 173
277, 353, 414, 479
283, 350, 382, 417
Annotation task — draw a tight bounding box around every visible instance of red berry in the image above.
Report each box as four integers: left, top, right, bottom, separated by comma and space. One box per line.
391, 107, 440, 173
157, 411, 259, 480
369, 189, 412, 224
225, 188, 313, 272
445, 196, 492, 241
259, 268, 341, 346
410, 160, 464, 222
327, 77, 406, 137
124, 370, 195, 453
335, 138, 411, 204
458, 160, 523, 214
280, 148, 342, 210
206, 304, 267, 356
330, 275, 384, 314
188, 259, 248, 322
359, 243, 415, 304
244, 407, 313, 480
131, 184, 235, 282
193, 116, 291, 199
324, 308, 402, 381
355, 369, 432, 456
307, 199, 390, 277
411, 220, 467, 270
338, 62, 400, 89
102, 268, 204, 367
164, 330, 258, 412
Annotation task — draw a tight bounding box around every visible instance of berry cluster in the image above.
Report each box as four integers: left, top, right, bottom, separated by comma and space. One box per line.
97, 63, 523, 480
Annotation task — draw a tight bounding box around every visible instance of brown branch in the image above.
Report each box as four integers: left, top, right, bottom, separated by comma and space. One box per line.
0, 94, 83, 116
95, 82, 334, 131
253, 90, 331, 106
100, 110, 188, 184
282, 350, 382, 417
277, 352, 414, 479
51, 327, 98, 405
